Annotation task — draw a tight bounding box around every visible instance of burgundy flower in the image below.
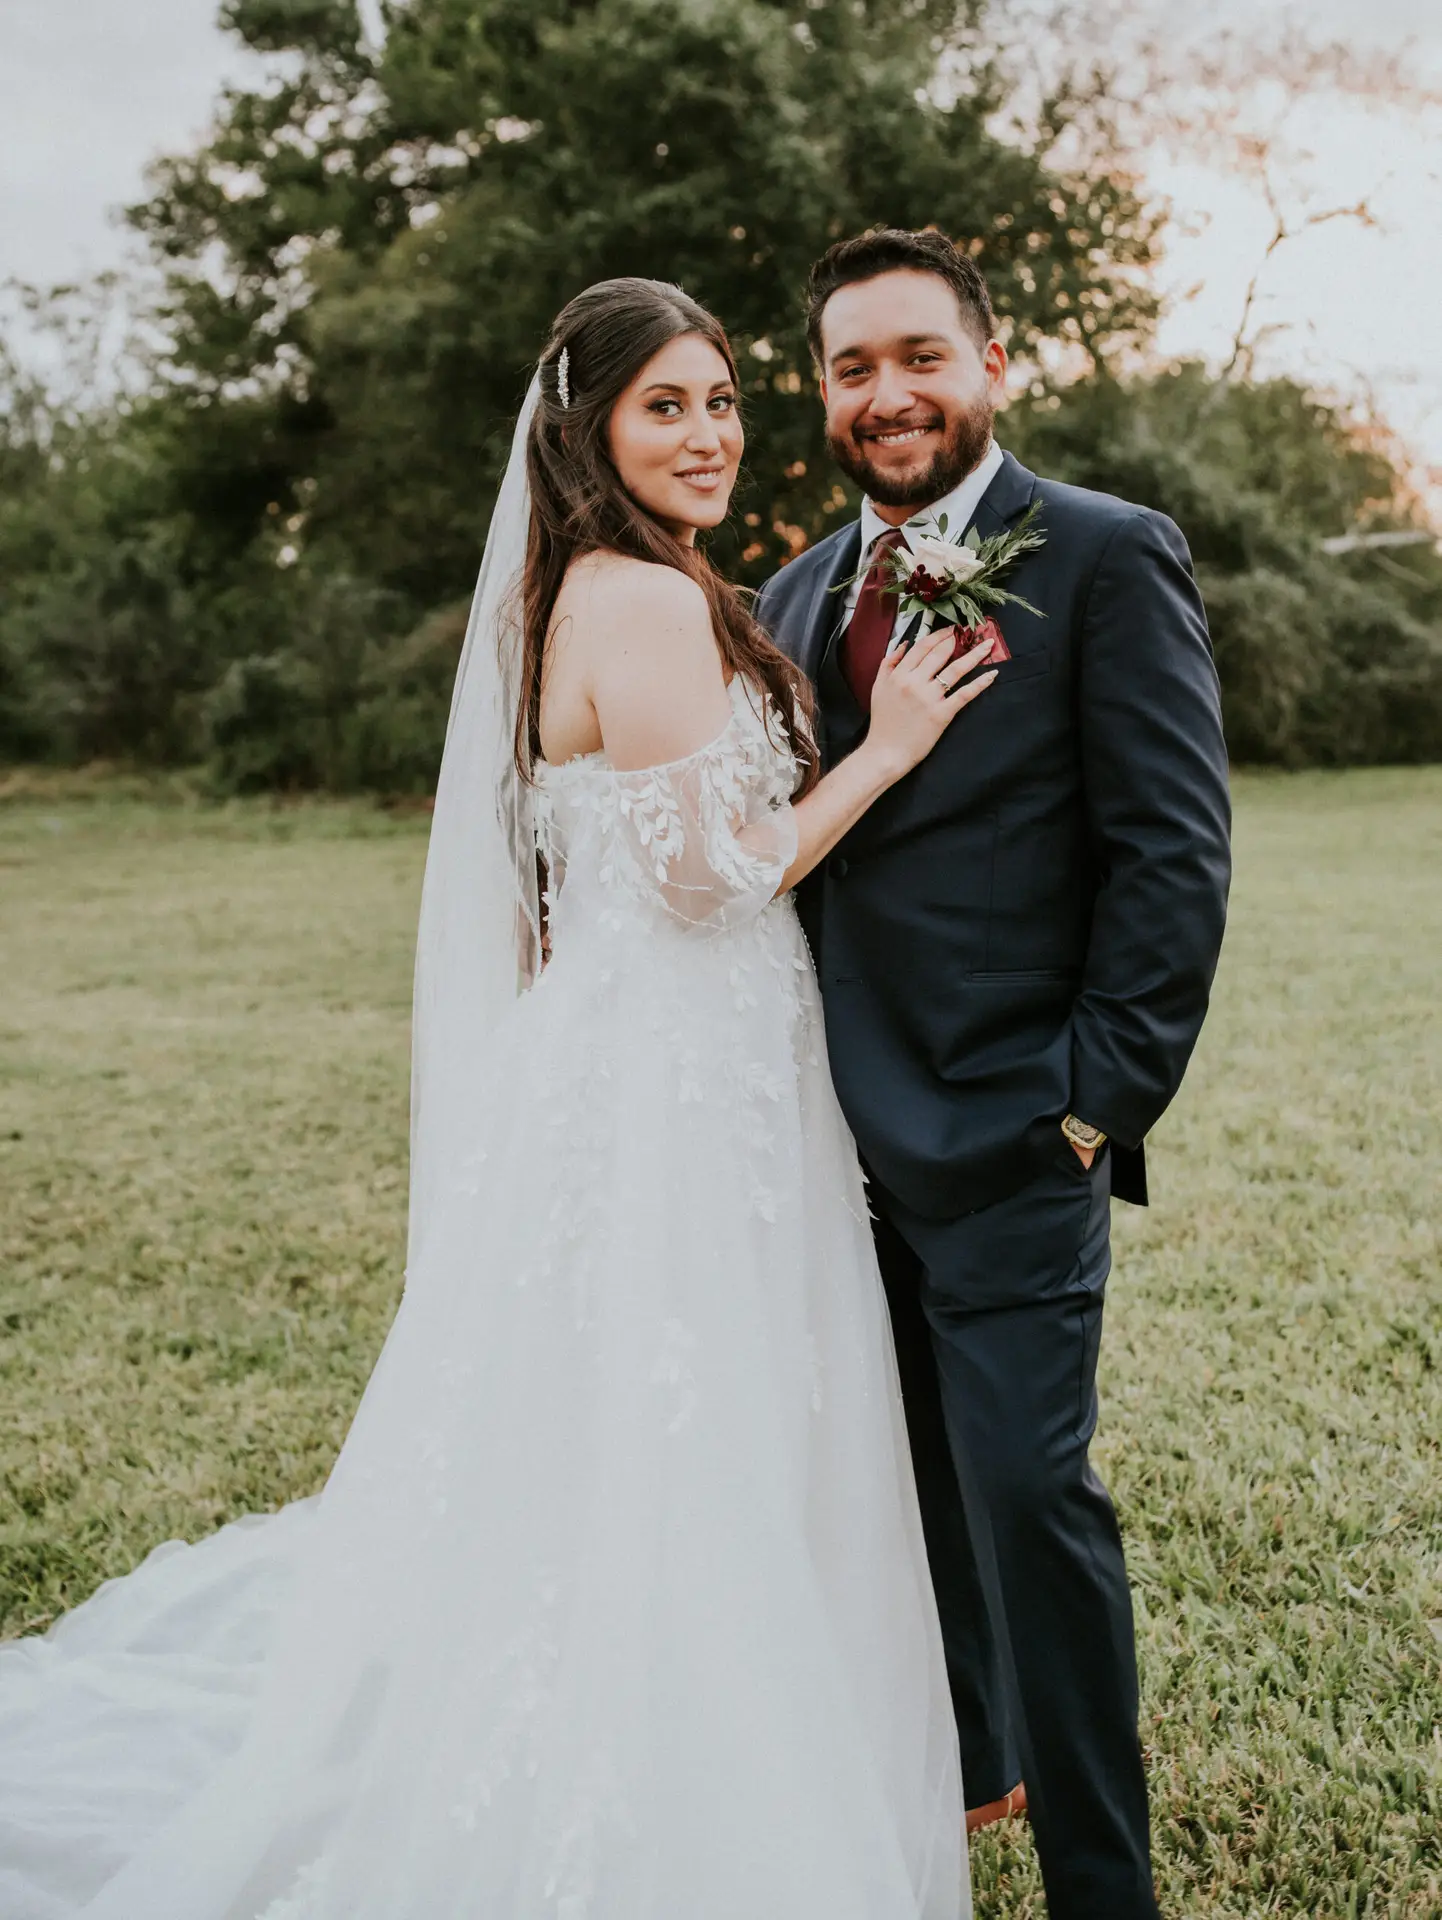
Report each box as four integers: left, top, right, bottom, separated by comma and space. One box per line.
902, 564, 948, 604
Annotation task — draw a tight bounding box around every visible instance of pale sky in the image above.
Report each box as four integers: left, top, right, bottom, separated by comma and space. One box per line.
1132, 0, 1442, 505
2, 0, 1440, 510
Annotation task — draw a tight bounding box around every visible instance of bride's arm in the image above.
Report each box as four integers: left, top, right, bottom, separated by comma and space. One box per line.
775, 626, 996, 890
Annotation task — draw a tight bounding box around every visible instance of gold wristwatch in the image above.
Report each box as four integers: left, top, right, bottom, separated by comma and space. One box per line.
1061, 1114, 1107, 1153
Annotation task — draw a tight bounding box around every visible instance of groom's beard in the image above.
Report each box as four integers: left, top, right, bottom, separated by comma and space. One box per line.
826, 397, 995, 510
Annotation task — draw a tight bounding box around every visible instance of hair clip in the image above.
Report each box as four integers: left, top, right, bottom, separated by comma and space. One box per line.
557, 347, 571, 410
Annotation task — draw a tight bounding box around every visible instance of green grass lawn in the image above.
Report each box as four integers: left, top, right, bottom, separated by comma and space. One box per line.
2, 768, 1439, 1915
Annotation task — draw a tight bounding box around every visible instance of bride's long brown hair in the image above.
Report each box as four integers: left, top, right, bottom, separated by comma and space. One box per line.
517, 278, 818, 791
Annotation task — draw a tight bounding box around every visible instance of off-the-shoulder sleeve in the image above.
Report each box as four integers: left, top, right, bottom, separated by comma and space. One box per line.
606, 706, 799, 933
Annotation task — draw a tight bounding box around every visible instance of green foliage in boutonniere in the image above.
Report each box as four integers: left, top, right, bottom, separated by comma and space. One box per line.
865, 499, 1048, 632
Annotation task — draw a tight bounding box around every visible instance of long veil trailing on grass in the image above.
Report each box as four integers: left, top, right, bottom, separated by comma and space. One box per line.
407, 374, 541, 1273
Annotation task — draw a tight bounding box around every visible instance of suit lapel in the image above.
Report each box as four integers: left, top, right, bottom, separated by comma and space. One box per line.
970, 450, 1039, 541
798, 522, 863, 684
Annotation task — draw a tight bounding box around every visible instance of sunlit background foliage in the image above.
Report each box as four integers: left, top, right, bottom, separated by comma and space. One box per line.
1, 0, 1439, 787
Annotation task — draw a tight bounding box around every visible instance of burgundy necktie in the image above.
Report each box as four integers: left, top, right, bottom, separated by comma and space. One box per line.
841, 528, 907, 714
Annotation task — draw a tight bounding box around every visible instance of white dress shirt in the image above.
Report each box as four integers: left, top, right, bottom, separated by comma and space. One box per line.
841, 439, 1007, 645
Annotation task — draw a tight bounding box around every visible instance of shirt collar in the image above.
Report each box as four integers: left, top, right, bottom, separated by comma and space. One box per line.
859, 440, 1006, 560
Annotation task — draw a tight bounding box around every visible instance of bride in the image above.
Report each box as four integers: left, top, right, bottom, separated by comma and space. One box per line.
0, 278, 999, 1919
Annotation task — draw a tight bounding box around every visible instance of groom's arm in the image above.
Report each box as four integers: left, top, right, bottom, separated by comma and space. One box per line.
1070, 508, 1232, 1150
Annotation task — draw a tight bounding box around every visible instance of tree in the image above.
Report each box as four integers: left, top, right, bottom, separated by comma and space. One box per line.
3, 2, 1437, 778
130, 0, 1160, 603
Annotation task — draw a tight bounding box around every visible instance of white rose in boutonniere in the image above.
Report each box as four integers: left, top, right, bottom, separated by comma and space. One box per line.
909, 533, 986, 585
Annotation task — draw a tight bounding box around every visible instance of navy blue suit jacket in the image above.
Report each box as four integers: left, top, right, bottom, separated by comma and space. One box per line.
754, 452, 1232, 1216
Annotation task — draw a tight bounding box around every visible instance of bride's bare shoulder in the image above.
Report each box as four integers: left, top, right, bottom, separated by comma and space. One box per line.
556, 550, 710, 634
552, 553, 718, 692
548, 555, 730, 764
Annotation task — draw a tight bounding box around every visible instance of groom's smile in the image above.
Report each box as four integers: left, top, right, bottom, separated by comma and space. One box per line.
864, 419, 944, 449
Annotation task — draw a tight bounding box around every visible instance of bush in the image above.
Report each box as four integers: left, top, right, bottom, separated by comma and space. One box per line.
336, 600, 465, 794
202, 593, 463, 795
204, 654, 325, 792
1200, 569, 1327, 766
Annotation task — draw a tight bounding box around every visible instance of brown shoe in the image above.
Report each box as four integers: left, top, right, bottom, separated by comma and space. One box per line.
965, 1782, 1028, 1835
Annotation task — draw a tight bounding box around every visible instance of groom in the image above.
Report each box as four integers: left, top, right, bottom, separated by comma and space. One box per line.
755, 229, 1231, 1917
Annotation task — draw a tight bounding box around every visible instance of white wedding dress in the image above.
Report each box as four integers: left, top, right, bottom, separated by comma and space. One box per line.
0, 673, 967, 1919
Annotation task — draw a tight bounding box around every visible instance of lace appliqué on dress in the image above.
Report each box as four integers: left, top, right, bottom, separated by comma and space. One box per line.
534, 677, 800, 938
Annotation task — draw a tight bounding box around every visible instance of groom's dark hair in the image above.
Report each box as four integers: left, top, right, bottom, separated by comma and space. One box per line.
805, 228, 995, 364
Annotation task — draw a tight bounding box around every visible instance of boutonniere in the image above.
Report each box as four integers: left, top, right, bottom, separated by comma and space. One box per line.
887, 498, 1047, 634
